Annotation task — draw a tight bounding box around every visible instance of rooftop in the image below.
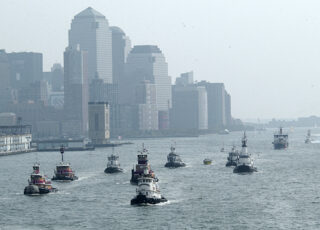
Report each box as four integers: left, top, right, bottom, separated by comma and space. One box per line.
131, 45, 162, 54
74, 7, 105, 19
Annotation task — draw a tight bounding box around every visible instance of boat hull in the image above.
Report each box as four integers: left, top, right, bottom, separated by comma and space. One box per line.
164, 162, 186, 168
273, 143, 288, 149
24, 185, 58, 195
52, 175, 78, 181
233, 165, 257, 173
203, 160, 212, 165
104, 167, 123, 174
226, 161, 237, 167
131, 194, 167, 205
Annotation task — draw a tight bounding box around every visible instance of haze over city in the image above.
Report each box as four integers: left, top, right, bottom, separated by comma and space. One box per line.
2, 0, 320, 119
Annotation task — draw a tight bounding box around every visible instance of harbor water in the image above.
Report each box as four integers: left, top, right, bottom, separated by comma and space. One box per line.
0, 128, 320, 229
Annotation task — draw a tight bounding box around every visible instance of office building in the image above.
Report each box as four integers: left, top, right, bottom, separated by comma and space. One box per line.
69, 7, 112, 83
88, 102, 110, 144
171, 85, 208, 131
63, 46, 89, 137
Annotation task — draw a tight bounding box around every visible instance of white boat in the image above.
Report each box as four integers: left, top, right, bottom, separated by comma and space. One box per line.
105, 154, 123, 173
131, 169, 167, 205
233, 132, 257, 173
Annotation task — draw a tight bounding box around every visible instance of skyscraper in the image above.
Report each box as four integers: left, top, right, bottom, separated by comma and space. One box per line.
110, 26, 131, 84
63, 46, 89, 137
122, 45, 171, 129
198, 81, 226, 129
171, 85, 208, 131
69, 7, 112, 83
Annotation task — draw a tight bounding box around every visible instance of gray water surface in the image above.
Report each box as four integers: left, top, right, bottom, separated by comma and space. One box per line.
1, 128, 320, 229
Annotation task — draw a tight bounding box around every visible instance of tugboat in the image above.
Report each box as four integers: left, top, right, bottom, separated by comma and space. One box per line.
130, 144, 158, 185
164, 145, 186, 168
233, 132, 257, 174
203, 158, 212, 165
104, 153, 123, 173
273, 127, 288, 149
131, 169, 167, 205
24, 163, 57, 195
226, 145, 240, 167
305, 129, 312, 144
52, 146, 78, 181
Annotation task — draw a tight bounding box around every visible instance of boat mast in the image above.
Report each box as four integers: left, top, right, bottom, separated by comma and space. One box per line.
60, 145, 64, 162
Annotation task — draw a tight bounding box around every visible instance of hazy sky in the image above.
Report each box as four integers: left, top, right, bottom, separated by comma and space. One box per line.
1, 0, 320, 120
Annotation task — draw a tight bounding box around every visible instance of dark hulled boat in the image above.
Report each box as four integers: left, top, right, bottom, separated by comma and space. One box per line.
104, 154, 123, 173
233, 132, 257, 174
131, 169, 167, 205
24, 163, 57, 195
164, 146, 186, 168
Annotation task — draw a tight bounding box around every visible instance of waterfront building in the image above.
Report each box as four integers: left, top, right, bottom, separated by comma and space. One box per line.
0, 125, 32, 156
171, 85, 208, 131
63, 46, 89, 137
69, 7, 112, 83
197, 81, 226, 129
88, 102, 110, 145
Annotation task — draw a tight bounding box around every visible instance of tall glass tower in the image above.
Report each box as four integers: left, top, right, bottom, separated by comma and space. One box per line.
69, 7, 112, 83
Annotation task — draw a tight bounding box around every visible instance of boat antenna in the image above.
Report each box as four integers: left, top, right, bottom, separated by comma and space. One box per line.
60, 145, 64, 162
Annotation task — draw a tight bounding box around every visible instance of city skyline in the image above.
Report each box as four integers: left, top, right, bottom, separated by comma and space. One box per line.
2, 1, 320, 119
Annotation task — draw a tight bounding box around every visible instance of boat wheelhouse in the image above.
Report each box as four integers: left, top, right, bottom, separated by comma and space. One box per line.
273, 127, 288, 149
164, 145, 186, 168
130, 144, 157, 184
105, 154, 123, 173
226, 146, 239, 167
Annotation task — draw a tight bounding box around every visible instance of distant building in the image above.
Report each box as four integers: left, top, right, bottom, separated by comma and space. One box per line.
197, 81, 231, 129
171, 85, 208, 131
63, 46, 89, 137
0, 113, 16, 126
135, 81, 158, 131
225, 91, 232, 126
0, 50, 15, 107
51, 63, 64, 92
176, 71, 194, 86
89, 77, 118, 104
88, 102, 110, 144
122, 45, 171, 129
18, 80, 49, 104
110, 26, 131, 85
0, 125, 33, 156
69, 7, 112, 83
8, 51, 43, 89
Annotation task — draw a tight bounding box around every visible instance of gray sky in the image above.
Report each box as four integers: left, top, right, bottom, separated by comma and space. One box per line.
1, 0, 320, 120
